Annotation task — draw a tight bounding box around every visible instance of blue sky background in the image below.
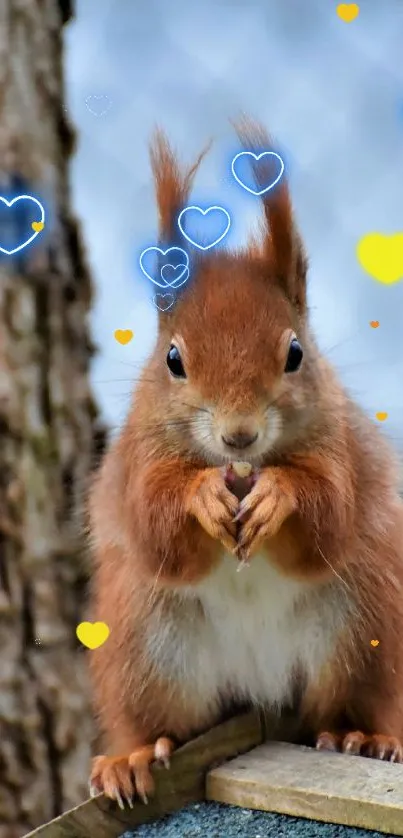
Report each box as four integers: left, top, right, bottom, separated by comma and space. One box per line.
64, 0, 403, 457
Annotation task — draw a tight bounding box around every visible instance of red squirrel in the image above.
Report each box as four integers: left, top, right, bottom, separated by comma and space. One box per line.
88, 119, 403, 807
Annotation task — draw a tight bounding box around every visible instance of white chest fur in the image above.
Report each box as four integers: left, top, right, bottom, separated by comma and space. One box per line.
145, 553, 351, 713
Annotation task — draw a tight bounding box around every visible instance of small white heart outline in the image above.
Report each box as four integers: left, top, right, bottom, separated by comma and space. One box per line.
153, 293, 175, 311
85, 95, 112, 117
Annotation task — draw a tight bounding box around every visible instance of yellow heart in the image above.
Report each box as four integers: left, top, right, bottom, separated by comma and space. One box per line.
357, 233, 403, 284
114, 329, 133, 345
336, 3, 359, 21
375, 412, 388, 422
76, 621, 110, 650
32, 221, 44, 233
370, 640, 379, 647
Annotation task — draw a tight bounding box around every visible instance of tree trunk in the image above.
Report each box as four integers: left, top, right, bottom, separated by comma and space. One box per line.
0, 1, 102, 835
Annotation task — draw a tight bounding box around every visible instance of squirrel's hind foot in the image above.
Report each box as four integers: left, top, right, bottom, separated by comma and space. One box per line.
89, 737, 175, 807
316, 730, 403, 762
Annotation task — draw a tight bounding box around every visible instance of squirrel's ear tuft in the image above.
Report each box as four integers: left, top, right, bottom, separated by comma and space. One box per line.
233, 116, 308, 314
149, 129, 212, 243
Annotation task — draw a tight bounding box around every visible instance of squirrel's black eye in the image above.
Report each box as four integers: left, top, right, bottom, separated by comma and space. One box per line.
167, 344, 186, 378
284, 338, 303, 373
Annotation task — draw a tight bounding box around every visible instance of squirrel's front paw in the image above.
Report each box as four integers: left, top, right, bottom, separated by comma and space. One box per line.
235, 467, 297, 560
186, 468, 239, 553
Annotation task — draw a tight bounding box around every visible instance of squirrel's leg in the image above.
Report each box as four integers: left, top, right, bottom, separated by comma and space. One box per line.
87, 536, 218, 806
315, 667, 403, 762
87, 455, 241, 805
88, 627, 179, 807
302, 638, 403, 763
88, 626, 177, 805
86, 539, 177, 807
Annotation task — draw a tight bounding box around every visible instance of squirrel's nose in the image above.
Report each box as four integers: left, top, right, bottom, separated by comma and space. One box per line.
221, 430, 258, 449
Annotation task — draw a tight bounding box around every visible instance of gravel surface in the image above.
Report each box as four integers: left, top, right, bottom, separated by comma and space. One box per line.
120, 802, 387, 838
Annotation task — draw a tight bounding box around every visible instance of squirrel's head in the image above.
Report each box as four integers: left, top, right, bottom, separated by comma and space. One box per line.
142, 119, 324, 466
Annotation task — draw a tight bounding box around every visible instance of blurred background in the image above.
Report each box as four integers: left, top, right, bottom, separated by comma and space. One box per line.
0, 0, 402, 835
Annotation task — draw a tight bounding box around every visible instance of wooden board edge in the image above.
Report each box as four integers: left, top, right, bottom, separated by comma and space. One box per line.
207, 776, 403, 837
22, 709, 264, 838
206, 745, 403, 837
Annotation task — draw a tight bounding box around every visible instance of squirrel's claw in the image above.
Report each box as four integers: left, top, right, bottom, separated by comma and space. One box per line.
89, 783, 100, 799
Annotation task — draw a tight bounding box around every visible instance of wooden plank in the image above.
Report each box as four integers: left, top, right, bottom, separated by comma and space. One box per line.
206, 740, 403, 836
23, 710, 264, 838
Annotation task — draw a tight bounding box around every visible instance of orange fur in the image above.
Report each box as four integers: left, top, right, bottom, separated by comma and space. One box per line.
87, 119, 403, 804
149, 129, 211, 241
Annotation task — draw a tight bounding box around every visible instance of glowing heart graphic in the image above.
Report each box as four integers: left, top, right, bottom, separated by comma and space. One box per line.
139, 246, 189, 289
153, 293, 175, 311
375, 412, 388, 422
0, 194, 45, 255
178, 205, 231, 251
231, 151, 285, 196
76, 621, 110, 650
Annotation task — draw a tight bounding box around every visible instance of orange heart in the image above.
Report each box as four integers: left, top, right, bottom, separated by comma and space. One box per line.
114, 329, 133, 345
369, 321, 379, 328
375, 412, 388, 422
370, 640, 379, 647
336, 3, 359, 22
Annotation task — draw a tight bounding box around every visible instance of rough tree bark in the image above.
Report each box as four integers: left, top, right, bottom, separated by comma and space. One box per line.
0, 1, 103, 836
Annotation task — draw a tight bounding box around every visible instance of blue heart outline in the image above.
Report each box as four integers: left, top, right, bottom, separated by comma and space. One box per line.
139, 246, 190, 288
231, 151, 285, 196
177, 205, 231, 251
160, 263, 189, 288
0, 194, 45, 255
